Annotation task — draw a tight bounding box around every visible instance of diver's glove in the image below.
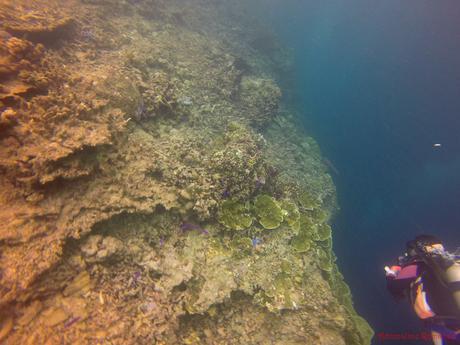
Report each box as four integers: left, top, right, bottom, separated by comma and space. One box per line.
384, 265, 401, 278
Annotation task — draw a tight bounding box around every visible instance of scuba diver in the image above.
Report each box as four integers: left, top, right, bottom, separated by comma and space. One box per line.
384, 235, 460, 344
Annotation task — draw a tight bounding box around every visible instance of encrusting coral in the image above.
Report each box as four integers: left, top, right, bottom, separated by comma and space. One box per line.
0, 0, 373, 344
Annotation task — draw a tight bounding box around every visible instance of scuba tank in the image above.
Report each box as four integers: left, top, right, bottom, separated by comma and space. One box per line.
414, 244, 460, 317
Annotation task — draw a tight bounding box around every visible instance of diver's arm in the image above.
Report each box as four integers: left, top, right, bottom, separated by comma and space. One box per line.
385, 265, 401, 278
385, 264, 420, 300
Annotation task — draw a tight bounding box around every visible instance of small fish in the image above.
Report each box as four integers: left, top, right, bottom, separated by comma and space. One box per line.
433, 143, 442, 148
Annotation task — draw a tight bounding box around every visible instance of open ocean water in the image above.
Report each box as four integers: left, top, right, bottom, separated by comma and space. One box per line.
253, 1, 460, 344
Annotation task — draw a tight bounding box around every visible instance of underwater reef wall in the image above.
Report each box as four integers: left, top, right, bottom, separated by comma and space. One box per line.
0, 0, 373, 344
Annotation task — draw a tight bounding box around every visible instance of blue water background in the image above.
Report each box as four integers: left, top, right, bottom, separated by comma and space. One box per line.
251, 1, 460, 343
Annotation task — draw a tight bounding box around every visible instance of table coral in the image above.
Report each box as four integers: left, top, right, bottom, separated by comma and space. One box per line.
291, 231, 312, 253
253, 194, 284, 229
280, 199, 300, 232
218, 199, 253, 231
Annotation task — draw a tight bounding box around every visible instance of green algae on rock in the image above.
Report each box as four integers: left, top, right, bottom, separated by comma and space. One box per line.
253, 194, 284, 229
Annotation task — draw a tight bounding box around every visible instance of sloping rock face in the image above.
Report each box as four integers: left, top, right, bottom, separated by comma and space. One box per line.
0, 0, 373, 344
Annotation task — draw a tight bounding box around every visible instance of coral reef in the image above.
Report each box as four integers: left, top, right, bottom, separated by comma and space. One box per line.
0, 0, 373, 344
239, 76, 282, 128
253, 194, 283, 229
0, 1, 74, 44
280, 199, 301, 232
218, 199, 253, 230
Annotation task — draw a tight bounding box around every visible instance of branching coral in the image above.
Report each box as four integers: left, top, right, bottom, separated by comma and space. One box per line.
139, 72, 177, 120
211, 122, 266, 200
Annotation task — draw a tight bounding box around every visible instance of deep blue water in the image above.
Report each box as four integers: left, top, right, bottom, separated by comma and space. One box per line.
252, 1, 460, 344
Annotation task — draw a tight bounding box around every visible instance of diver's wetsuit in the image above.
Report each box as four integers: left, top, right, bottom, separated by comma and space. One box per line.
386, 261, 460, 344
